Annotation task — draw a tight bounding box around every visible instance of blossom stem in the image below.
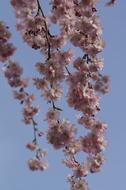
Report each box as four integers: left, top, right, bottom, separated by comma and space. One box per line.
36, 0, 51, 60
65, 66, 71, 75
52, 100, 63, 111
31, 118, 38, 143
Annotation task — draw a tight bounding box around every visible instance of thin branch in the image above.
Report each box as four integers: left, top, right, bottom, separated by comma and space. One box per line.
36, 0, 51, 60
52, 100, 63, 111
31, 118, 38, 143
65, 66, 71, 76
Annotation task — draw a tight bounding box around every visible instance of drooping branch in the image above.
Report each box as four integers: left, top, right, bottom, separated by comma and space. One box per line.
0, 0, 113, 190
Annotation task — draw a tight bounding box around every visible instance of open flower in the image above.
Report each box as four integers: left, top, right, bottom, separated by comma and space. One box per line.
28, 157, 48, 171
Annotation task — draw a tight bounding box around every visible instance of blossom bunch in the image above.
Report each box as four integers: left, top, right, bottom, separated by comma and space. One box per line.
0, 22, 16, 62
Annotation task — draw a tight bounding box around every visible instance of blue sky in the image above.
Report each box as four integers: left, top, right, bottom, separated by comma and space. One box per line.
0, 1, 126, 190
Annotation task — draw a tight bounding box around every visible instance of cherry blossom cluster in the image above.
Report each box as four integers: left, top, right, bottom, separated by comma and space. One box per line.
0, 21, 48, 171
4, 59, 48, 171
0, 21, 16, 62
0, 0, 115, 190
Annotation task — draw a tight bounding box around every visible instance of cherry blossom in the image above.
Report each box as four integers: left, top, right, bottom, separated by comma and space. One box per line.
0, 0, 115, 189
87, 153, 106, 173
47, 119, 76, 149
81, 133, 107, 154
68, 176, 89, 190
28, 157, 48, 171
0, 22, 16, 62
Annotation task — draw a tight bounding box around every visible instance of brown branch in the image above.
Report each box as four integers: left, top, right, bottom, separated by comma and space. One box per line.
52, 100, 63, 111
36, 0, 51, 60
65, 66, 71, 76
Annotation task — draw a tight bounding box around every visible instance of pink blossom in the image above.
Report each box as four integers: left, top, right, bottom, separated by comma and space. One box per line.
78, 116, 95, 129
78, 116, 107, 134
28, 157, 48, 171
0, 22, 16, 62
47, 120, 76, 149
63, 140, 82, 156
22, 16, 48, 49
73, 163, 89, 177
13, 90, 26, 101
4, 60, 23, 87
94, 75, 109, 94
73, 58, 89, 72
23, 105, 39, 124
50, 34, 67, 49
33, 78, 49, 90
67, 74, 100, 116
26, 142, 37, 151
42, 85, 63, 102
0, 22, 11, 43
11, 0, 37, 18
62, 159, 79, 169
81, 133, 107, 154
92, 121, 107, 135
87, 153, 106, 173
45, 109, 60, 123
68, 176, 89, 190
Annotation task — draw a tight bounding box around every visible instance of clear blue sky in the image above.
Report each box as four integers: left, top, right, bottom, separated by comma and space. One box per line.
0, 1, 126, 190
